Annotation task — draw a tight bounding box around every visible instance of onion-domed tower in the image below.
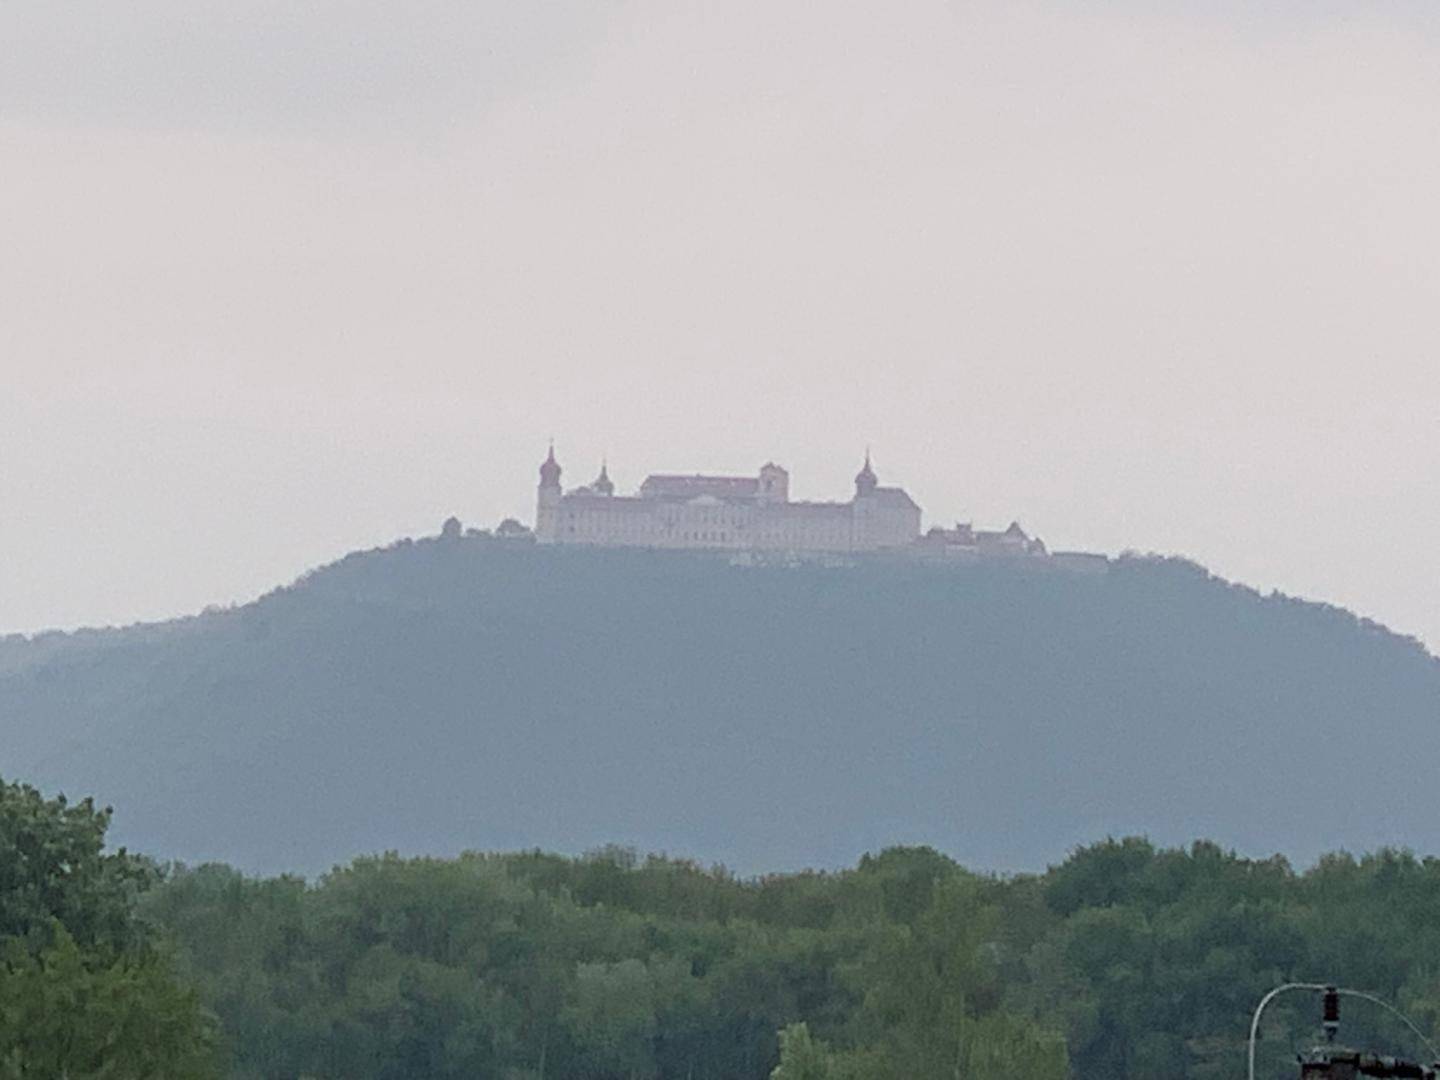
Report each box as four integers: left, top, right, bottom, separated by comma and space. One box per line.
851, 449, 879, 551
593, 460, 614, 497
537, 443, 562, 542
854, 449, 878, 498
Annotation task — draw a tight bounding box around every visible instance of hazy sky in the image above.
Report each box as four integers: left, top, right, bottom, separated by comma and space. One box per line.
4, 1, 1438, 649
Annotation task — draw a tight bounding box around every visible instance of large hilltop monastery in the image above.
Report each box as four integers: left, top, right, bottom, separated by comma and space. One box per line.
532, 447, 1059, 561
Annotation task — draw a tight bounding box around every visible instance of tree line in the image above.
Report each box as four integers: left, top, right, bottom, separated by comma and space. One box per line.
6, 773, 1440, 1079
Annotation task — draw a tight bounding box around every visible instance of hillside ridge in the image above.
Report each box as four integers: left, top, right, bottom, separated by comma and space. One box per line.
4, 533, 1437, 875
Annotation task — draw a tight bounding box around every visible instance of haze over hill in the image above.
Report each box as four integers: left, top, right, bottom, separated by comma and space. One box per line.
6, 2, 1440, 654
3, 534, 1436, 877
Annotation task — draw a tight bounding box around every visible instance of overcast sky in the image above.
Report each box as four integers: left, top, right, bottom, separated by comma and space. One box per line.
3, 1, 1438, 650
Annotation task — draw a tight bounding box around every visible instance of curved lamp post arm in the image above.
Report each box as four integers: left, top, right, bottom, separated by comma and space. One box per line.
1249, 983, 1329, 1080
1335, 989, 1440, 1064
1248, 983, 1440, 1080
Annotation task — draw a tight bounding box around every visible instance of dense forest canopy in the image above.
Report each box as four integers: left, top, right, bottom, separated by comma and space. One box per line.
8, 775, 1440, 1079
143, 836, 1440, 1079
3, 537, 1437, 876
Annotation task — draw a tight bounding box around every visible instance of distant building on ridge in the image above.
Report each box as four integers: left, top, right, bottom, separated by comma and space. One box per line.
535, 447, 921, 553
527, 445, 1083, 565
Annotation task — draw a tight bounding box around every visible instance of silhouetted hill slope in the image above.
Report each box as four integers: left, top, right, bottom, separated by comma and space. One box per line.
4, 538, 1437, 874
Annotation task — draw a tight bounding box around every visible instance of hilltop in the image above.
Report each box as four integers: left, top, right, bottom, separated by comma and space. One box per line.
2, 535, 1437, 874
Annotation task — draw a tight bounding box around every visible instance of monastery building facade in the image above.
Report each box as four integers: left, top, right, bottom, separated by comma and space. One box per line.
535, 448, 921, 553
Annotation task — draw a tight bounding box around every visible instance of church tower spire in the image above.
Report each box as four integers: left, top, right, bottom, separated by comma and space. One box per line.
539, 441, 562, 490
594, 458, 614, 496
854, 448, 878, 497
536, 442, 562, 543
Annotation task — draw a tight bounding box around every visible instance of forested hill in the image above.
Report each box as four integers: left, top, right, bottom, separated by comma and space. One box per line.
3, 536, 1437, 874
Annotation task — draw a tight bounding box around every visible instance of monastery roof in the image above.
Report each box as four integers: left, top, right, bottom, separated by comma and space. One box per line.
783, 501, 852, 517
921, 522, 975, 542
561, 487, 921, 514
640, 474, 761, 499
560, 492, 653, 510
975, 525, 1031, 546
872, 487, 920, 511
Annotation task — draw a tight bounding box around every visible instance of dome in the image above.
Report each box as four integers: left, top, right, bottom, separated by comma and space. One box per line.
539, 444, 562, 487
854, 450, 878, 495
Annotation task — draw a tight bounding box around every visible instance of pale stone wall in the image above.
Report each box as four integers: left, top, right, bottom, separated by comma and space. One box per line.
852, 495, 922, 550
535, 459, 921, 553
756, 507, 853, 552
536, 486, 561, 544
543, 497, 915, 552
876, 504, 921, 549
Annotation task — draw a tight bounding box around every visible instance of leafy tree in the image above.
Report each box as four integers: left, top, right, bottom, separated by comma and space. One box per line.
0, 927, 217, 1079
0, 777, 218, 1078
952, 1009, 1069, 1080
770, 1023, 836, 1080
0, 779, 154, 951
562, 958, 661, 1079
